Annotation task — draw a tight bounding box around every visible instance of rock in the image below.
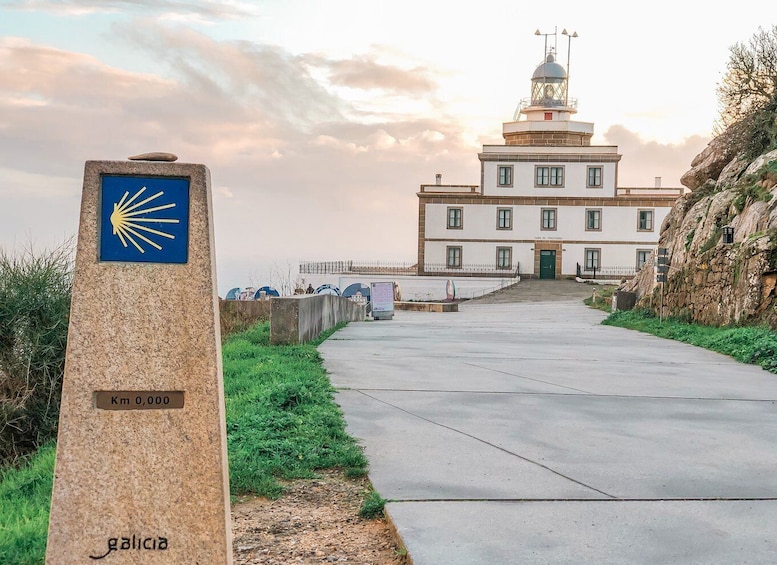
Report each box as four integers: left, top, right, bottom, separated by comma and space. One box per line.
717, 152, 751, 187
128, 152, 178, 162
629, 128, 777, 327
680, 121, 749, 191
744, 148, 777, 176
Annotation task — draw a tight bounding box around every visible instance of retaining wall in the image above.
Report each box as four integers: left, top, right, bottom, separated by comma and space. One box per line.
270, 294, 366, 345
219, 299, 272, 339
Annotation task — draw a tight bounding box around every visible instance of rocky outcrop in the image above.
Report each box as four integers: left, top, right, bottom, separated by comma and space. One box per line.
623, 129, 777, 326
679, 121, 750, 190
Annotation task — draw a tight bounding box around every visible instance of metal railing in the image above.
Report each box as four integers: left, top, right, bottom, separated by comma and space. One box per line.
299, 260, 522, 278
299, 260, 417, 275
422, 262, 520, 278
576, 263, 637, 279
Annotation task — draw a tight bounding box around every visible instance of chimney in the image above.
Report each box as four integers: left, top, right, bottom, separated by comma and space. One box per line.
655, 176, 662, 188
435, 173, 442, 185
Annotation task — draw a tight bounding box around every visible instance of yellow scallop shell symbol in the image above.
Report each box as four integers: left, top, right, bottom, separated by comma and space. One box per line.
109, 187, 179, 253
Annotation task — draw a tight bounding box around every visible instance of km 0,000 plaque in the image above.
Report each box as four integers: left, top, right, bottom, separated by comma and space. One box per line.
95, 391, 185, 410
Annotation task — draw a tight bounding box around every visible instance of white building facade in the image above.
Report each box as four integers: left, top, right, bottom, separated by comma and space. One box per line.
417, 45, 682, 279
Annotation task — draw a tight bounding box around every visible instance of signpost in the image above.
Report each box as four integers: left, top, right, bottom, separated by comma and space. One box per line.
46, 158, 232, 564
371, 281, 395, 320
656, 247, 670, 322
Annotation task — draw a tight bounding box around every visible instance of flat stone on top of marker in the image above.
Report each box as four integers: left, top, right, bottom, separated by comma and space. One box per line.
127, 152, 178, 161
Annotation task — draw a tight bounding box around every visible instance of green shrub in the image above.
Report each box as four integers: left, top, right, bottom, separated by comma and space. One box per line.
0, 242, 73, 467
359, 490, 386, 519
685, 228, 696, 252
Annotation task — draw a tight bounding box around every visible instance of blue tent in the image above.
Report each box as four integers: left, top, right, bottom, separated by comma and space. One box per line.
315, 284, 341, 296
225, 287, 241, 300
253, 286, 280, 299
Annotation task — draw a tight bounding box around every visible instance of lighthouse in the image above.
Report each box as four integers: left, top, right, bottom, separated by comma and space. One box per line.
503, 32, 593, 147
415, 27, 683, 280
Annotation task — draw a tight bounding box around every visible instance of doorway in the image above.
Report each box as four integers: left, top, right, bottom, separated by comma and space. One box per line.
539, 250, 556, 279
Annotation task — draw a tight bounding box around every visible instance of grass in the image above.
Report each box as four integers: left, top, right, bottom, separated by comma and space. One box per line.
358, 489, 386, 519
0, 445, 55, 565
0, 321, 368, 563
582, 284, 616, 312
604, 309, 777, 373
224, 322, 367, 497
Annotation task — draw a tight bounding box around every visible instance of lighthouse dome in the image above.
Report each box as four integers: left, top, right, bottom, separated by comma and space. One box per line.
532, 53, 566, 80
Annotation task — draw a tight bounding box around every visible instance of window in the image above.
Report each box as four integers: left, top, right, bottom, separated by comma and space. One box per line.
636, 249, 652, 269
496, 247, 512, 270
550, 167, 563, 186
497, 165, 513, 187
541, 208, 556, 230
446, 246, 462, 268
638, 209, 654, 231
585, 249, 601, 271
447, 207, 463, 229
585, 209, 601, 231
497, 207, 513, 230
587, 166, 603, 188
535, 166, 564, 187
544, 112, 553, 120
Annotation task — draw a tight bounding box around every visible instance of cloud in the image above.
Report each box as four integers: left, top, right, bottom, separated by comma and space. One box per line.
322, 56, 436, 94
5, 0, 258, 19
601, 125, 711, 187
0, 24, 477, 291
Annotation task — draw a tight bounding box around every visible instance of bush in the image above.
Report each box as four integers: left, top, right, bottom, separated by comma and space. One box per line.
0, 242, 73, 467
359, 490, 386, 519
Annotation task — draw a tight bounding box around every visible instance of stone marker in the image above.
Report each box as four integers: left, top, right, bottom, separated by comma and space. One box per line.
46, 159, 232, 564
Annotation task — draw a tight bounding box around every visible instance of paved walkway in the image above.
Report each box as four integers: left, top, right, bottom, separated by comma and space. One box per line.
319, 281, 777, 564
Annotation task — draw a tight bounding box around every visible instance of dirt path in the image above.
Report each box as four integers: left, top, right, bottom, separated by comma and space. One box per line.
232, 470, 406, 564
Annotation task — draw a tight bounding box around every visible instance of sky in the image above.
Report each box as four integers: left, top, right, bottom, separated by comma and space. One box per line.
0, 0, 772, 294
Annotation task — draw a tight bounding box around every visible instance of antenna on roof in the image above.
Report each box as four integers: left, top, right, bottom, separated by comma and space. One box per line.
534, 27, 557, 58
561, 29, 579, 106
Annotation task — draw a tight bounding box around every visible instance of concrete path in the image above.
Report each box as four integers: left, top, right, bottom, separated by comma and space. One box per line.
319, 281, 777, 564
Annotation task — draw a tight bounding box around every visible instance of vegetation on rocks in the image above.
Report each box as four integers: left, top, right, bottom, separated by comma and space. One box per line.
717, 25, 777, 158
624, 27, 777, 328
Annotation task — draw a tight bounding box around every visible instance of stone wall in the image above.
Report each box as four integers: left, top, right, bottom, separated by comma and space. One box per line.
270, 294, 366, 345
219, 299, 271, 339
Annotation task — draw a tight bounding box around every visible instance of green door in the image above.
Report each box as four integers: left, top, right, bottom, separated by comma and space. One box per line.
539, 250, 556, 279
